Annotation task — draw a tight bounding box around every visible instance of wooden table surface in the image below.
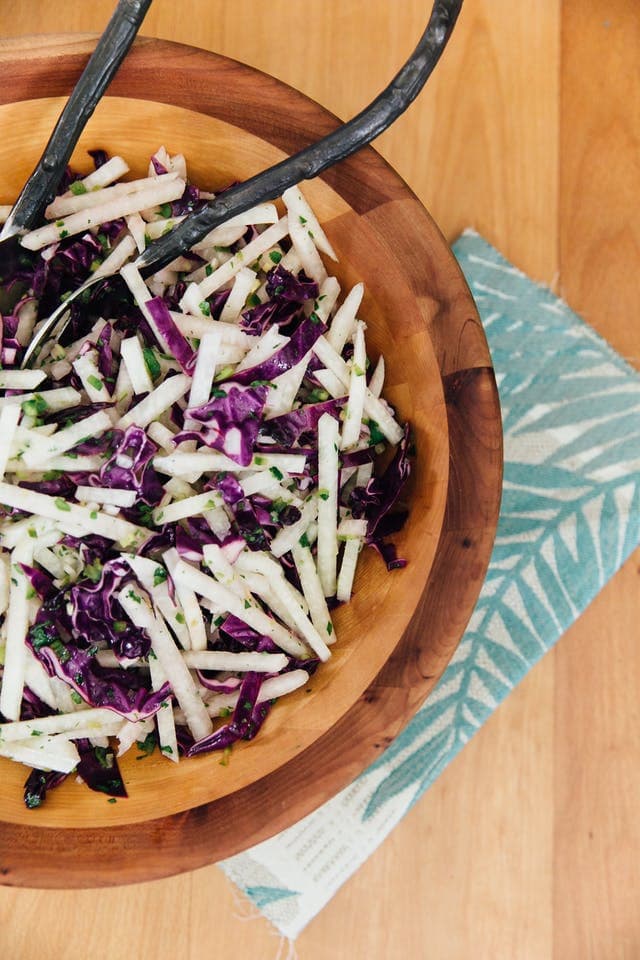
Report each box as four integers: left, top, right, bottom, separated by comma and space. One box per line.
1, 2, 638, 957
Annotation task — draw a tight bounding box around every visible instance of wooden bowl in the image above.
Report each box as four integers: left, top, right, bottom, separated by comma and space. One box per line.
0, 35, 502, 887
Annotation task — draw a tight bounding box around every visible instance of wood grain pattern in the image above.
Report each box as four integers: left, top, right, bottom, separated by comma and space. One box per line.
0, 37, 500, 879
0, 0, 637, 957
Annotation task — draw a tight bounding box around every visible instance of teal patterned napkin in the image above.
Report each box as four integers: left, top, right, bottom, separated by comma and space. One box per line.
220, 231, 640, 939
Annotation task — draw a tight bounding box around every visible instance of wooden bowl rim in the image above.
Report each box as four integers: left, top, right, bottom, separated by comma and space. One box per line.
0, 35, 503, 887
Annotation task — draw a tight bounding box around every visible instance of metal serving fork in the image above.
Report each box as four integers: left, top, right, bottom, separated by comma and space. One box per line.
21, 0, 463, 368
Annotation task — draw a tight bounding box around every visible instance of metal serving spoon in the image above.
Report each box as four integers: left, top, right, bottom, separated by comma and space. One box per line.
0, 0, 152, 270
21, 0, 463, 368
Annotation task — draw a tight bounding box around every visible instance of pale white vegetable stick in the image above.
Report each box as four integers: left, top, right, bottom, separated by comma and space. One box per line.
0, 369, 45, 390
118, 587, 212, 742
326, 282, 364, 353
336, 538, 363, 603
3, 454, 103, 475
120, 336, 154, 395
163, 549, 208, 651
92, 234, 137, 279
123, 554, 190, 650
182, 217, 289, 305
234, 324, 288, 373
169, 311, 253, 345
72, 349, 111, 402
313, 335, 403, 444
154, 450, 307, 478
291, 541, 335, 644
116, 716, 154, 757
192, 203, 279, 253
47, 173, 179, 218
75, 486, 137, 508
282, 186, 338, 260
186, 329, 222, 412
153, 490, 223, 525
0, 482, 147, 547
269, 497, 318, 558
288, 214, 327, 285
172, 559, 310, 660
0, 388, 82, 414
340, 321, 368, 450
201, 543, 248, 599
147, 421, 176, 452
368, 355, 385, 398
0, 550, 9, 615
66, 155, 129, 193
264, 354, 310, 418
180, 669, 309, 722
23, 177, 185, 250
148, 656, 178, 762
0, 707, 127, 742
234, 551, 329, 660
0, 537, 32, 720
0, 405, 21, 481
0, 735, 80, 774
21, 410, 112, 469
316, 413, 340, 597
118, 373, 190, 430
337, 517, 368, 539
126, 211, 147, 254
219, 267, 257, 323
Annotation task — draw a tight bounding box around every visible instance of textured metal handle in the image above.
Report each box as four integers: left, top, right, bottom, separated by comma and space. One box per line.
138, 0, 463, 274
1, 0, 152, 238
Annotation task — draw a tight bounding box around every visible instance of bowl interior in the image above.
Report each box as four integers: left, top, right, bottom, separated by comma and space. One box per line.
0, 93, 449, 828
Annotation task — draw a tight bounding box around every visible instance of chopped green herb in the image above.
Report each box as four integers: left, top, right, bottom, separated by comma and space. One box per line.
205, 263, 213, 277
160, 744, 174, 755
318, 488, 330, 501
59, 229, 69, 240
89, 510, 98, 520
175, 611, 185, 624
55, 219, 65, 228
367, 420, 386, 445
327, 621, 333, 636
127, 589, 142, 603
219, 706, 233, 718
142, 347, 161, 382
70, 691, 83, 705
42, 470, 62, 482
353, 363, 365, 377
269, 250, 282, 264
246, 292, 261, 307
159, 202, 172, 219
153, 567, 168, 587
69, 181, 88, 196
21, 394, 48, 418
84, 560, 103, 583
113, 621, 128, 634
214, 615, 224, 627
244, 599, 251, 609
54, 497, 71, 512
87, 374, 103, 391
298, 532, 310, 548
30, 729, 43, 737
199, 300, 211, 317
269, 466, 284, 481
107, 797, 117, 804
27, 528, 37, 539
135, 732, 157, 759
219, 746, 233, 767
299, 215, 307, 225
309, 311, 321, 325
254, 455, 265, 466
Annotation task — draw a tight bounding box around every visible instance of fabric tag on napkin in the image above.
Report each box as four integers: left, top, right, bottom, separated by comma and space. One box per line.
219, 230, 640, 939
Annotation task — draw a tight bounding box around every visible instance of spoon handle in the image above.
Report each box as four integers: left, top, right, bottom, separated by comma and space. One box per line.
1, 0, 152, 239
138, 0, 463, 274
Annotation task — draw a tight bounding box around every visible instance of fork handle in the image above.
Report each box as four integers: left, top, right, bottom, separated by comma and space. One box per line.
137, 0, 463, 274
1, 0, 152, 239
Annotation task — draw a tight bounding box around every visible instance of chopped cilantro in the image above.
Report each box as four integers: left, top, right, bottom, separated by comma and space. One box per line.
327, 621, 333, 636
113, 621, 128, 634
69, 181, 88, 196
159, 202, 173, 218
298, 532, 310, 548
205, 263, 213, 277
135, 732, 157, 759
199, 300, 211, 317
153, 567, 168, 587
160, 744, 174, 754
269, 250, 282, 263
127, 589, 142, 603
70, 691, 83, 705
89, 510, 98, 520
87, 374, 103, 391
54, 497, 71, 512
269, 466, 283, 481
59, 229, 69, 240
142, 347, 161, 382
318, 488, 330, 501
175, 611, 185, 624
